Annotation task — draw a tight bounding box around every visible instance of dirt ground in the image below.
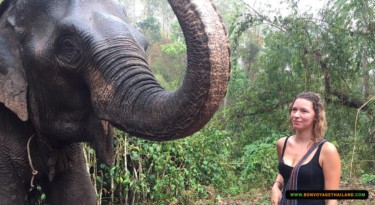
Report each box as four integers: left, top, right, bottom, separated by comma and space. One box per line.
194, 183, 375, 205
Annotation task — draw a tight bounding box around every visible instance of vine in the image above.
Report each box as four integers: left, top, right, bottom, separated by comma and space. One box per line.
349, 96, 375, 181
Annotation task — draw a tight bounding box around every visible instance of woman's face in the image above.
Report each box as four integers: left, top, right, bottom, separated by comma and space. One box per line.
290, 98, 316, 132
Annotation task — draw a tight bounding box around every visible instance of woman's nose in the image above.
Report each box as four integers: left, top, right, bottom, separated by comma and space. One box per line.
293, 111, 300, 117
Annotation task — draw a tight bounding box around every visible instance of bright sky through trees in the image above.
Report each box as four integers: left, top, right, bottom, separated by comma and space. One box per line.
243, 0, 329, 16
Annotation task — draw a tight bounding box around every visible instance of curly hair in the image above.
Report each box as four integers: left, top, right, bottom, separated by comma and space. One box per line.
289, 92, 327, 142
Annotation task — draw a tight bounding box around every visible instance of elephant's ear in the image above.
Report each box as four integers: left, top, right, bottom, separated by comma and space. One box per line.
0, 28, 28, 121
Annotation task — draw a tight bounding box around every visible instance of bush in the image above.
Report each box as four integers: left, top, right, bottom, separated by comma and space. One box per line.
240, 133, 280, 188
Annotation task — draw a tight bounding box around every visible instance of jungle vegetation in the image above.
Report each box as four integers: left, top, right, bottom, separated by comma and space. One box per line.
2, 0, 374, 204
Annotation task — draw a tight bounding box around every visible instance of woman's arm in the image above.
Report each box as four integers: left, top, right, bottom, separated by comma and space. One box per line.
321, 142, 341, 205
271, 137, 287, 205
271, 173, 284, 205
271, 172, 284, 204
273, 173, 284, 190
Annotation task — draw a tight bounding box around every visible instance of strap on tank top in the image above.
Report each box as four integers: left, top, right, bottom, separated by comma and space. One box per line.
280, 136, 290, 159
281, 136, 326, 163
314, 141, 326, 160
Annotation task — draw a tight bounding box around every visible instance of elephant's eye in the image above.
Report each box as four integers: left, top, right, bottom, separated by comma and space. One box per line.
62, 39, 74, 49
56, 36, 83, 70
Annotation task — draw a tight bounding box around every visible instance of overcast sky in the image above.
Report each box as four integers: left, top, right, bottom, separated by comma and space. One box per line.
243, 0, 329, 17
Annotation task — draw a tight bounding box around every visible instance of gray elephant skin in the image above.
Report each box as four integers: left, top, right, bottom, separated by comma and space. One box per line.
0, 0, 230, 204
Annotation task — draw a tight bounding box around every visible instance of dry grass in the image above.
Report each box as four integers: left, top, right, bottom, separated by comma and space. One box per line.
192, 183, 375, 205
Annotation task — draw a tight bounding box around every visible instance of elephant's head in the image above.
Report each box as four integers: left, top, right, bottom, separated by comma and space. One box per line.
0, 0, 230, 162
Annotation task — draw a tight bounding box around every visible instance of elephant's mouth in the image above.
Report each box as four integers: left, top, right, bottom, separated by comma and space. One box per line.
83, 112, 115, 164
100, 120, 111, 136
98, 120, 114, 164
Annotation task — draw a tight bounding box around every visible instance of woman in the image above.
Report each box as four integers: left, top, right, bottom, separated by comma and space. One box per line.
271, 92, 341, 205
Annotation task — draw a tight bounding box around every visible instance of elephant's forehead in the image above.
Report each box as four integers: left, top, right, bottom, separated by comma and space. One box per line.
67, 0, 126, 20
54, 1, 132, 38
14, 0, 126, 26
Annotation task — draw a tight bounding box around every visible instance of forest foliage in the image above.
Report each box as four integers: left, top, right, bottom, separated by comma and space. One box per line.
1, 0, 373, 204
85, 0, 373, 204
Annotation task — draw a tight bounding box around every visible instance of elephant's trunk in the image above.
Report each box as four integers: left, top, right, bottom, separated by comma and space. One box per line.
89, 0, 230, 140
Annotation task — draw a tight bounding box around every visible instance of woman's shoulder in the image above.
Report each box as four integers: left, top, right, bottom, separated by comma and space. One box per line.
320, 140, 341, 171
321, 140, 340, 161
276, 136, 291, 151
276, 136, 289, 158
321, 141, 338, 153
276, 136, 288, 146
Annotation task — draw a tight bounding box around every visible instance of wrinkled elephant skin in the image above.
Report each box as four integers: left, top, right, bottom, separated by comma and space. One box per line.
0, 0, 230, 204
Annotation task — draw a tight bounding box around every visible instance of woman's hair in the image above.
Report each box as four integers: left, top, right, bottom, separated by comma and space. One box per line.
289, 92, 327, 142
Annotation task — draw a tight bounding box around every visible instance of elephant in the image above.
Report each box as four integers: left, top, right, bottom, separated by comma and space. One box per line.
0, 0, 230, 204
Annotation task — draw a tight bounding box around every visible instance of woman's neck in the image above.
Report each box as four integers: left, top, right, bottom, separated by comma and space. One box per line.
294, 129, 314, 144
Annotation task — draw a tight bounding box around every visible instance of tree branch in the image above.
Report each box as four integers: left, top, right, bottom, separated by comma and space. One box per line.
332, 91, 370, 111
235, 103, 283, 118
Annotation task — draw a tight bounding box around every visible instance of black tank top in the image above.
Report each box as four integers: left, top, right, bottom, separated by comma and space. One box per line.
278, 136, 326, 204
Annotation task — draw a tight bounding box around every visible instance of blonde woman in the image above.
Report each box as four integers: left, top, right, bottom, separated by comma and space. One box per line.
271, 92, 341, 205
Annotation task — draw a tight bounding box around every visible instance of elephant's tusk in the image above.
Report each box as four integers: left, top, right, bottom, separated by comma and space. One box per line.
27, 134, 39, 188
